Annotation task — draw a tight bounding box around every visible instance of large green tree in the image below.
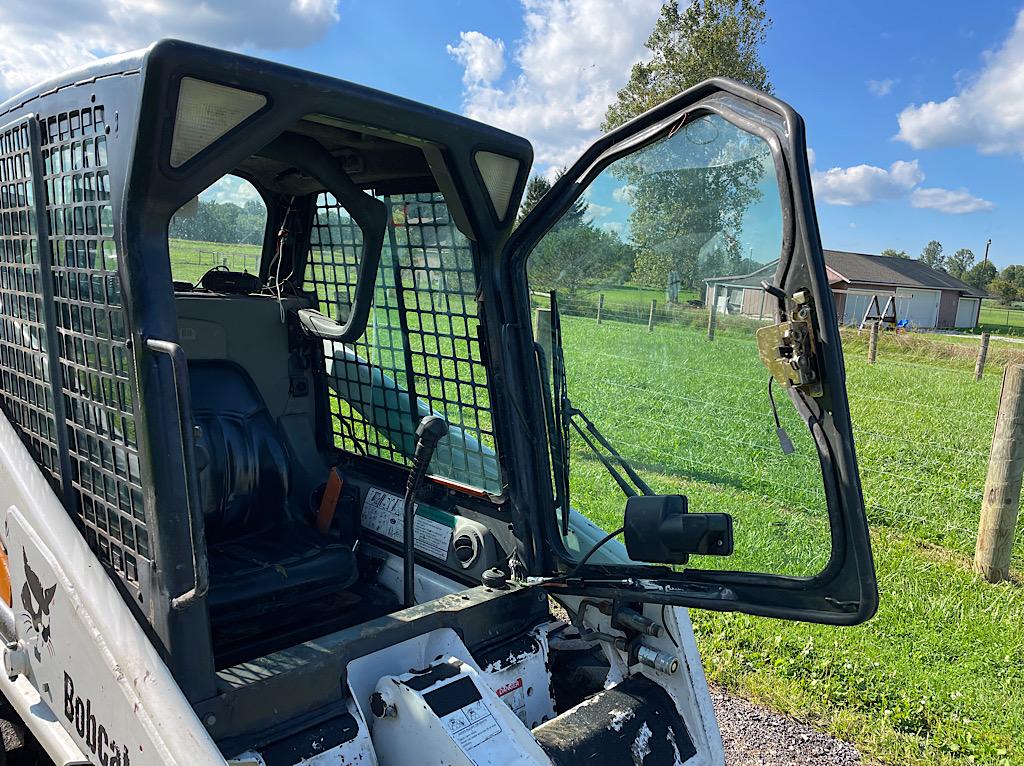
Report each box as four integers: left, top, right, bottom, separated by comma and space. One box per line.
965, 260, 997, 291
946, 247, 975, 280
603, 0, 772, 131
602, 0, 773, 291
880, 248, 909, 259
918, 240, 945, 271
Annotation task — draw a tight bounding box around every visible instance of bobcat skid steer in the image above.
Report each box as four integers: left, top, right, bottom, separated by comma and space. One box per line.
0, 40, 876, 766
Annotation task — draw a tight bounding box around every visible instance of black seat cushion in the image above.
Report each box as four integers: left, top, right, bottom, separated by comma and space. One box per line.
207, 522, 358, 621
187, 361, 357, 623
190, 361, 291, 541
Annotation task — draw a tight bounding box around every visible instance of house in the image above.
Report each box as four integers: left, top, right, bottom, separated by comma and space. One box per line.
703, 250, 987, 330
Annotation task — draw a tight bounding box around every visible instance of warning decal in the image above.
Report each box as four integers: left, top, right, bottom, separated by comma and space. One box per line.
495, 678, 527, 724
361, 487, 455, 560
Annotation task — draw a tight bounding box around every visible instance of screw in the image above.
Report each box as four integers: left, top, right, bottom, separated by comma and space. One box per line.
203, 713, 217, 728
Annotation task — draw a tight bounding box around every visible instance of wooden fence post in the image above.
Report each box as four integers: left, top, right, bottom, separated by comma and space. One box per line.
648, 300, 657, 332
534, 307, 552, 370
868, 321, 879, 364
975, 363, 1024, 583
975, 332, 991, 381
597, 293, 604, 325
707, 285, 718, 341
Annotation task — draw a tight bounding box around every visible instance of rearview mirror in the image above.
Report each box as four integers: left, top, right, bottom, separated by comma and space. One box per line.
623, 495, 733, 565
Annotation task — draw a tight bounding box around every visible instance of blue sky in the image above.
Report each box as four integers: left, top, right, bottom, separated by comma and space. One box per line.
3, 1, 1023, 267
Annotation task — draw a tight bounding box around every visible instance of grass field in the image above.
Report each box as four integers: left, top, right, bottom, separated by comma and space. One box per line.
977, 299, 1024, 336
560, 308, 1022, 766
168, 238, 261, 284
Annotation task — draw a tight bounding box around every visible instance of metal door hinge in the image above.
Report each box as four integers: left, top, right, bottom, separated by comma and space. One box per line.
756, 289, 823, 397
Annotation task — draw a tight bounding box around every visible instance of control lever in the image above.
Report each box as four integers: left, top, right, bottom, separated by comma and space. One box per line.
404, 416, 449, 608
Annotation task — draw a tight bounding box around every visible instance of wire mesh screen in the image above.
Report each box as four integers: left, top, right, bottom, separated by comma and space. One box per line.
305, 192, 501, 494
41, 106, 149, 588
0, 118, 62, 485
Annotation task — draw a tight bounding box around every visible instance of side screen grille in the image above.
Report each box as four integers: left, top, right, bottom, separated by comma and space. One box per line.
39, 106, 148, 587
0, 118, 62, 485
305, 192, 501, 494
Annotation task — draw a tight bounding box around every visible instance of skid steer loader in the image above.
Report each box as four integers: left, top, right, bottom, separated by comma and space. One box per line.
0, 40, 876, 765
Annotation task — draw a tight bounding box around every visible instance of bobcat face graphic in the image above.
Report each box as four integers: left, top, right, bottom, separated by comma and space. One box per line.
20, 549, 55, 661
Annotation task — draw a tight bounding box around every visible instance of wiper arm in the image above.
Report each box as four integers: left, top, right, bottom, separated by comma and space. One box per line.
565, 405, 654, 498
547, 292, 652, 534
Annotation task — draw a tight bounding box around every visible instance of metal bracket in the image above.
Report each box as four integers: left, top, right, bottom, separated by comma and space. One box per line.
755, 290, 823, 397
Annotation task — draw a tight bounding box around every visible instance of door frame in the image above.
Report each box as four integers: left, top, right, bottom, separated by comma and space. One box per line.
498, 78, 878, 626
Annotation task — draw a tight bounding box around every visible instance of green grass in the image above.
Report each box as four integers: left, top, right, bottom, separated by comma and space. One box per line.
977, 300, 1024, 337
560, 308, 1023, 766
168, 238, 262, 284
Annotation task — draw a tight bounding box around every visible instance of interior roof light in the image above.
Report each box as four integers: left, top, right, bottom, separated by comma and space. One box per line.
169, 77, 266, 168
475, 150, 520, 221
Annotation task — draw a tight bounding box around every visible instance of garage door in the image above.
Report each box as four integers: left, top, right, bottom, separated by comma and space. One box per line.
896, 288, 941, 328
955, 297, 980, 328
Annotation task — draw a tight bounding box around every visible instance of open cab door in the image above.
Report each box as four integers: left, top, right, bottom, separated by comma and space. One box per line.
509, 79, 877, 625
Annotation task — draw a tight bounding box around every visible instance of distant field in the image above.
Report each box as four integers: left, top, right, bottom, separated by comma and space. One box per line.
977, 300, 1024, 336
168, 238, 262, 284
560, 308, 1021, 766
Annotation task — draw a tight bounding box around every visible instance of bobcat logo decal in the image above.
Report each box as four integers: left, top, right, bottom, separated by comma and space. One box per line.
20, 550, 55, 661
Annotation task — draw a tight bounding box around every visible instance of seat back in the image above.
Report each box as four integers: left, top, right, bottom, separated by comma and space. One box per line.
189, 361, 290, 543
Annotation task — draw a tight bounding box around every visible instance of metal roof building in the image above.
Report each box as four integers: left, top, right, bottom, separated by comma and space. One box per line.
705, 250, 987, 330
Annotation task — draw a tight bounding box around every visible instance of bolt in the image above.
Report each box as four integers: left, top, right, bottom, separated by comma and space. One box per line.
203, 713, 217, 728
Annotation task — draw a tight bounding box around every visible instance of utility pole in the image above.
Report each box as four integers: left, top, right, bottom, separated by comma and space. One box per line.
984, 238, 992, 264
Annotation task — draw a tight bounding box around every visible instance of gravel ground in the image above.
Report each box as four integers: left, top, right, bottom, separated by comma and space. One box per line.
711, 686, 869, 766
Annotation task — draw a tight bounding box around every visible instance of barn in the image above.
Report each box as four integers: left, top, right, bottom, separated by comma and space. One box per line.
703, 250, 987, 330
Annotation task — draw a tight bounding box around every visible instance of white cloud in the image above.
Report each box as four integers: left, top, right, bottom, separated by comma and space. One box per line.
446, 31, 506, 86
867, 78, 895, 96
896, 9, 1024, 154
811, 156, 994, 215
612, 184, 634, 203
811, 160, 924, 206
0, 0, 339, 99
910, 187, 995, 214
447, 0, 663, 170
587, 202, 613, 219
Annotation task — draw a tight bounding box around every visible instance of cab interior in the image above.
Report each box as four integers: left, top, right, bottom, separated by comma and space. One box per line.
169, 116, 509, 668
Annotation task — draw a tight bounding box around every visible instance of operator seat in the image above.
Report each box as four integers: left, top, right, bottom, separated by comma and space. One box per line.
188, 361, 358, 628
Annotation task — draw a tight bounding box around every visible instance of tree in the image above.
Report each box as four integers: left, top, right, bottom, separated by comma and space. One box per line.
918, 240, 945, 271
946, 248, 975, 280
603, 0, 772, 131
965, 260, 997, 291
988, 278, 1019, 306
517, 175, 552, 226
880, 248, 909, 259
529, 222, 634, 299
602, 0, 773, 291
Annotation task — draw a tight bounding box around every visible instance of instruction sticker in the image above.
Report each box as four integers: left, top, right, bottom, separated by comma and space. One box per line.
361, 487, 455, 560
440, 697, 503, 759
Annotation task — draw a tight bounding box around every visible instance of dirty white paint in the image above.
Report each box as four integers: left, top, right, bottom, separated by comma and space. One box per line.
632, 721, 653, 762
0, 415, 226, 765
607, 707, 635, 732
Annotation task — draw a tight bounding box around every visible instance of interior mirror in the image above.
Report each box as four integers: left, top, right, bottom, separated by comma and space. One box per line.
623, 495, 733, 565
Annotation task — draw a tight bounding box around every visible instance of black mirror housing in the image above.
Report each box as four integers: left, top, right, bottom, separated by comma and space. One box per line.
624, 495, 733, 565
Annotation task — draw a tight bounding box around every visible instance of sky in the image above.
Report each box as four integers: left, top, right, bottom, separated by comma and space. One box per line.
2, 1, 1024, 267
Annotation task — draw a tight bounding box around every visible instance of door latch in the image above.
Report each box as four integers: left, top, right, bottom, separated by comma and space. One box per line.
755, 289, 823, 397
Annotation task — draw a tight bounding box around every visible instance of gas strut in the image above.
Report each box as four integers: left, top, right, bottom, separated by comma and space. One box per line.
404, 416, 449, 608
